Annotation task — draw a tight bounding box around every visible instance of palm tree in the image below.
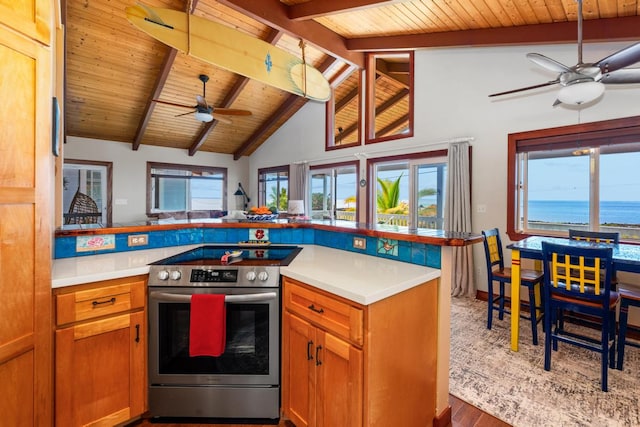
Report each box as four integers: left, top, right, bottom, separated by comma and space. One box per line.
376, 174, 402, 212
268, 187, 288, 211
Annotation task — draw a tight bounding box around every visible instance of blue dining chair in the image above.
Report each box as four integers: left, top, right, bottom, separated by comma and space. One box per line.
541, 242, 620, 391
481, 228, 544, 345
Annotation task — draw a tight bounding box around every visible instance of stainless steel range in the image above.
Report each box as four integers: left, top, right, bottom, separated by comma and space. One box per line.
147, 245, 301, 421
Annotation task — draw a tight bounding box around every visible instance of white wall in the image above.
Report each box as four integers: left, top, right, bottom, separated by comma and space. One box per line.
64, 137, 249, 223
249, 41, 640, 292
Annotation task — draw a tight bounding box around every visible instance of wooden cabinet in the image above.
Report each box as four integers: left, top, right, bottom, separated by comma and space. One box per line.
0, 0, 53, 425
282, 277, 438, 427
54, 276, 147, 427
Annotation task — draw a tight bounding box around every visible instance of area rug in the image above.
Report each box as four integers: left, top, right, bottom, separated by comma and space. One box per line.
449, 297, 640, 427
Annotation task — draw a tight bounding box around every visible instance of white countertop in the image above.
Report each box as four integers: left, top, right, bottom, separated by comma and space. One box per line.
281, 245, 440, 305
52, 245, 440, 305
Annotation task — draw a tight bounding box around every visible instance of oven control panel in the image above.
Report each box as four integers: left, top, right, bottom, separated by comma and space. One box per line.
191, 269, 238, 283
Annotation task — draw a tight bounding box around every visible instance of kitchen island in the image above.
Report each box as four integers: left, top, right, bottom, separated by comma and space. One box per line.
53, 222, 481, 426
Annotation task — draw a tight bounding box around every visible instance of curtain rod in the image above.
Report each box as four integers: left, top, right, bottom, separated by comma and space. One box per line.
293, 136, 475, 164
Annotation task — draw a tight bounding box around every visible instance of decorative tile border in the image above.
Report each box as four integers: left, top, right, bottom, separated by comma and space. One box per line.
55, 227, 442, 269
76, 234, 115, 252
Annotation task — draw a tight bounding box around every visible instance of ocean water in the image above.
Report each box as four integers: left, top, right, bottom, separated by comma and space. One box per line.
528, 200, 640, 225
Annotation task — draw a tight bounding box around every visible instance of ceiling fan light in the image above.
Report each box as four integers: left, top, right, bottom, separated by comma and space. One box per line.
557, 81, 605, 105
194, 111, 213, 122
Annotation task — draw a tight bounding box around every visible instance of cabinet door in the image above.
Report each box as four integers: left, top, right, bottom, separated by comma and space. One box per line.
55, 311, 145, 426
0, 15, 52, 427
315, 331, 363, 427
282, 311, 316, 427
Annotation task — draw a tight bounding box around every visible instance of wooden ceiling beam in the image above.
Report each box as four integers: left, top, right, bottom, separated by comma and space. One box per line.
287, 0, 404, 21
131, 47, 177, 151
131, 0, 201, 151
188, 29, 284, 156
233, 56, 338, 159
377, 113, 409, 138
216, 0, 364, 68
347, 16, 640, 51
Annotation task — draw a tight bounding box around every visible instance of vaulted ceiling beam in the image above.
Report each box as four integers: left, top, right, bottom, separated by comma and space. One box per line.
377, 114, 409, 138
188, 29, 284, 156
131, 0, 202, 151
216, 0, 364, 68
347, 16, 640, 51
132, 47, 177, 151
233, 56, 338, 159
288, 0, 405, 21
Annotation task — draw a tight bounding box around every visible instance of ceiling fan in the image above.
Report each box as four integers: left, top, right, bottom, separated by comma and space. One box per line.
489, 0, 640, 106
154, 74, 252, 123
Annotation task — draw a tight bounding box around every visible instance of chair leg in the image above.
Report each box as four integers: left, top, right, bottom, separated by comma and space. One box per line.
528, 285, 538, 345
601, 319, 609, 392
617, 300, 630, 370
487, 279, 494, 330
498, 282, 505, 320
544, 298, 552, 371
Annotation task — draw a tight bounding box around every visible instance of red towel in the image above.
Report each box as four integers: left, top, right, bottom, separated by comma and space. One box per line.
189, 294, 226, 357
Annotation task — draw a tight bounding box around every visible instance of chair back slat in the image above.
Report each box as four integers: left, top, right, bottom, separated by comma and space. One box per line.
481, 228, 504, 270
542, 242, 613, 304
568, 229, 619, 244
551, 253, 601, 294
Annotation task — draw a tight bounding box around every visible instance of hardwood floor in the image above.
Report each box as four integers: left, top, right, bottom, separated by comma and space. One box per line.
131, 394, 511, 427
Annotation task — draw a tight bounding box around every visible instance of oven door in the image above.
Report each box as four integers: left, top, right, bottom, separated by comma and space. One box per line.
148, 286, 279, 386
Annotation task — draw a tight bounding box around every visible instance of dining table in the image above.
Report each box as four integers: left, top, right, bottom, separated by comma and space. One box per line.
506, 235, 640, 352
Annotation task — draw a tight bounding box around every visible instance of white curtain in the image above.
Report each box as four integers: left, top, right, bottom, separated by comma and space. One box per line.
445, 141, 475, 297
290, 162, 309, 207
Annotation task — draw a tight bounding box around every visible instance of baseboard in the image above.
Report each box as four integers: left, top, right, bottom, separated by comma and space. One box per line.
433, 405, 452, 427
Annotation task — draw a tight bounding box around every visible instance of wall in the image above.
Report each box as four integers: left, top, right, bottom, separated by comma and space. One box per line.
64, 137, 249, 223
249, 42, 640, 293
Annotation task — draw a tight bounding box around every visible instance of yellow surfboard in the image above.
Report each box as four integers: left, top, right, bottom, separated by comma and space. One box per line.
125, 3, 331, 102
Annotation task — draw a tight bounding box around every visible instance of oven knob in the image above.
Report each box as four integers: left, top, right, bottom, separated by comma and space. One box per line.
157, 270, 170, 281
170, 270, 182, 281
258, 271, 269, 282
246, 271, 257, 281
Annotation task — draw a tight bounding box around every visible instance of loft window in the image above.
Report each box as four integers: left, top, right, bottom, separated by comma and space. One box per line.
365, 51, 414, 144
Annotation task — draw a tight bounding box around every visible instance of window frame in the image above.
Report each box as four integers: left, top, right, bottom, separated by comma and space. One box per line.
63, 159, 113, 225
366, 150, 448, 230
325, 66, 362, 151
146, 162, 227, 215
308, 161, 359, 221
365, 51, 414, 145
257, 165, 290, 211
507, 115, 640, 242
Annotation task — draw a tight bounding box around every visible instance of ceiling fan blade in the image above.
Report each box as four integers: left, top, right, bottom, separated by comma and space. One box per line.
594, 42, 640, 74
526, 53, 572, 73
196, 95, 209, 109
600, 68, 640, 84
211, 114, 233, 125
489, 80, 560, 97
212, 108, 252, 116
154, 99, 196, 109
175, 110, 196, 117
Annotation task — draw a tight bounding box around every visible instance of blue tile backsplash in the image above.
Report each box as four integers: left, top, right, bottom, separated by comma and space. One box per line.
54, 226, 441, 269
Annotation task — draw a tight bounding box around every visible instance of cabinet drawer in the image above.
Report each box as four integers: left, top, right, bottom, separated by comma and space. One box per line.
284, 278, 364, 346
56, 279, 145, 326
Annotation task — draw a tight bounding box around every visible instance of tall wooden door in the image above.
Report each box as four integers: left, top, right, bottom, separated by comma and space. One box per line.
0, 0, 53, 425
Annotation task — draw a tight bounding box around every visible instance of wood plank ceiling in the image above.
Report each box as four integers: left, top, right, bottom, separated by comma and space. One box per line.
64, 0, 640, 159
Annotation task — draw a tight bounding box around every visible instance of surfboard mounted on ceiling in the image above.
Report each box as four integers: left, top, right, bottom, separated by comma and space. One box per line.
125, 3, 331, 102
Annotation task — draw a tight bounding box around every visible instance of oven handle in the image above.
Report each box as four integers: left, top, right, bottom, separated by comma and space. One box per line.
149, 291, 278, 303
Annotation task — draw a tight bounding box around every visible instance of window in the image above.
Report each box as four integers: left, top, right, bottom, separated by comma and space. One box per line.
309, 162, 358, 221
365, 51, 414, 144
258, 166, 289, 211
368, 151, 447, 230
147, 162, 226, 214
507, 116, 640, 241
63, 159, 112, 225
326, 67, 361, 149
